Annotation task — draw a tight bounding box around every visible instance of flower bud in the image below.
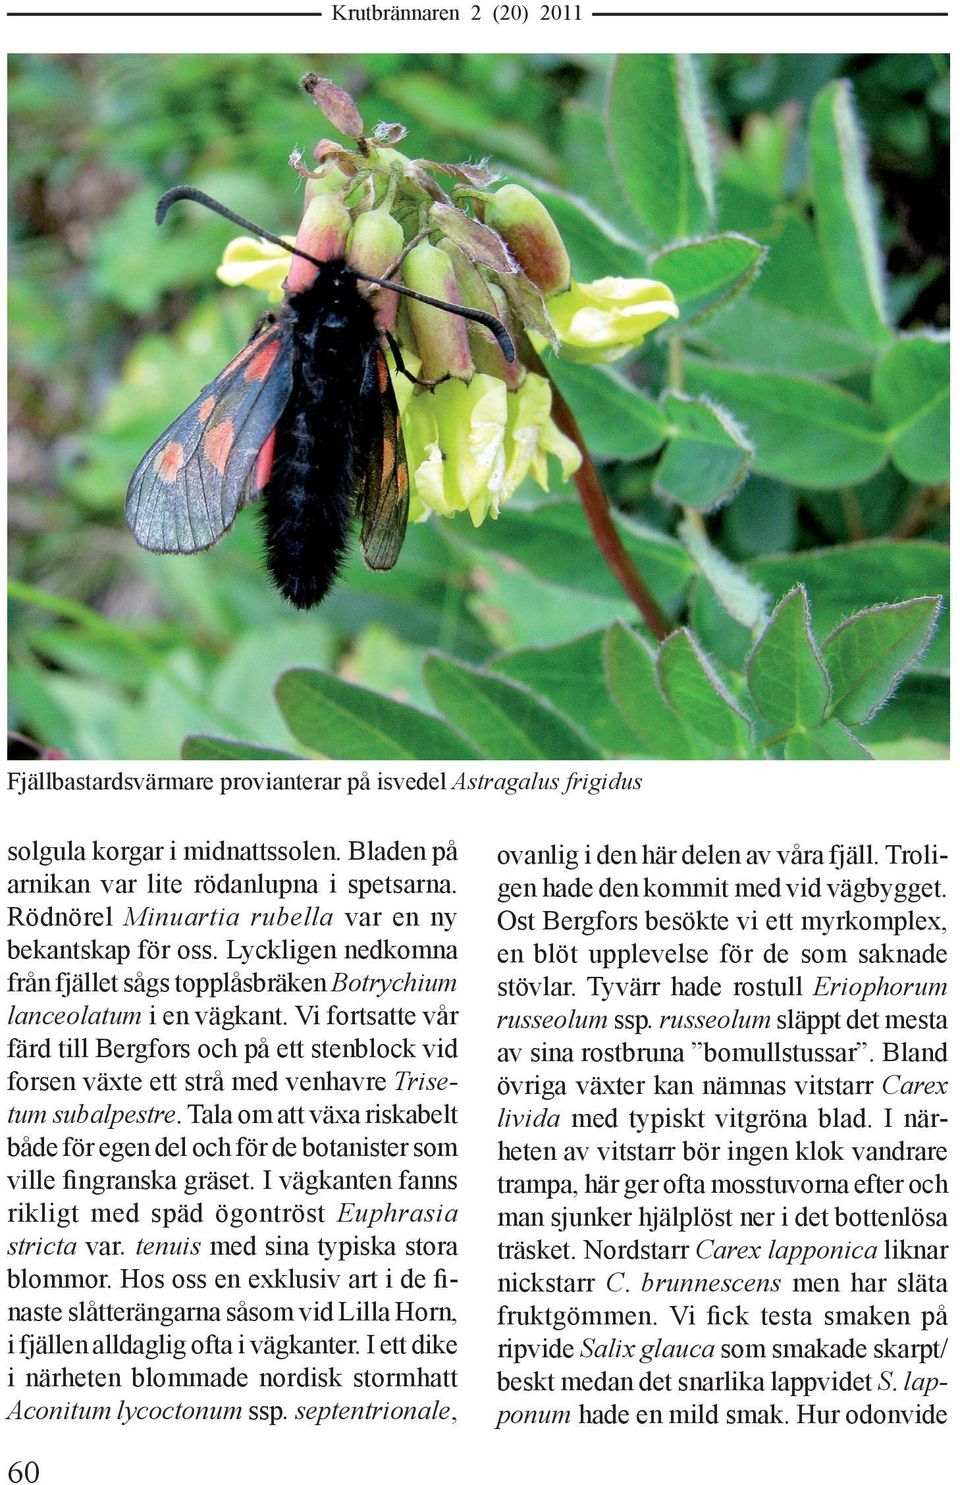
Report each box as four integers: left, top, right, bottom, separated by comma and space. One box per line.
348, 207, 406, 329
402, 240, 473, 383
286, 194, 352, 293
483, 184, 571, 298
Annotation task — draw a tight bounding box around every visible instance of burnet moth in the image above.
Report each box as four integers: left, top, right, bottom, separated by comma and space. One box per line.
126, 187, 516, 610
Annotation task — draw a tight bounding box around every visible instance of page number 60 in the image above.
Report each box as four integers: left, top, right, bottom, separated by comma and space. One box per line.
8, 1464, 40, 1483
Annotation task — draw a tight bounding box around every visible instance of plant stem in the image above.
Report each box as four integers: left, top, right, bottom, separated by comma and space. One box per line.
893, 483, 943, 540
547, 377, 672, 643
841, 487, 866, 543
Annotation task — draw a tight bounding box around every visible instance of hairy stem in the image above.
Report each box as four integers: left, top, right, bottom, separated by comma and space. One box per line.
547, 377, 672, 643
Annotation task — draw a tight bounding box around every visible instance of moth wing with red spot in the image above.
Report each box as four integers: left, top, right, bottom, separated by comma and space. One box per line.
356, 346, 409, 573
125, 324, 294, 554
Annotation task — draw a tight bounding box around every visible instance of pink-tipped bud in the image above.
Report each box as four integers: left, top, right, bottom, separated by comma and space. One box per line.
286, 194, 351, 293
402, 240, 473, 383
348, 208, 406, 330
483, 184, 571, 297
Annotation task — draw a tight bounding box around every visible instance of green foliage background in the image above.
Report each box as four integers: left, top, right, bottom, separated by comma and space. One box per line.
8, 53, 950, 761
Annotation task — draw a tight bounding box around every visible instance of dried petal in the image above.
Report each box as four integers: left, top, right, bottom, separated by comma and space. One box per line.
416, 158, 500, 188
312, 137, 358, 171
402, 161, 452, 205
430, 202, 518, 274
489, 266, 558, 349
300, 73, 364, 139
372, 121, 408, 145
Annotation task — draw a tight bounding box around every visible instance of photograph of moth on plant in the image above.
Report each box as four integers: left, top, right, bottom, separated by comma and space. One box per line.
8, 54, 949, 762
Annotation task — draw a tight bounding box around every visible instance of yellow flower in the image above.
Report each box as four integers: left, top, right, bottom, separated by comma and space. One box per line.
546, 276, 679, 363
216, 236, 295, 302
404, 372, 580, 527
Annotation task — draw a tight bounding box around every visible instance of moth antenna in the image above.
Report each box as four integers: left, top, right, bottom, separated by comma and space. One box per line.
353, 270, 516, 363
155, 186, 327, 271
155, 186, 516, 363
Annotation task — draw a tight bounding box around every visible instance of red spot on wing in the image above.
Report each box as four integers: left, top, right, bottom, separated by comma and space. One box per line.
381, 433, 396, 488
377, 351, 390, 394
203, 420, 235, 475
218, 338, 260, 380
396, 461, 409, 499
153, 441, 185, 483
198, 395, 216, 424
252, 428, 277, 492
244, 338, 281, 383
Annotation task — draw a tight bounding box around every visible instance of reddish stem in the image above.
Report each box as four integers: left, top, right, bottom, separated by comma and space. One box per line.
548, 377, 672, 643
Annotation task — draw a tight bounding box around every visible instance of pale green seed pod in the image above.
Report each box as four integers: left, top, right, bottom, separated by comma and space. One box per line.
483, 184, 571, 297
348, 208, 406, 329
402, 240, 473, 383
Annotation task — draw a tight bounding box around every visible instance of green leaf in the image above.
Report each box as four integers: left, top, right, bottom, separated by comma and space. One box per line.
723, 477, 798, 559
210, 623, 337, 752
873, 335, 950, 484
694, 293, 874, 378
809, 80, 891, 347
423, 656, 600, 760
859, 675, 949, 747
746, 586, 830, 730
696, 214, 874, 377
679, 518, 769, 631
785, 719, 872, 760
822, 597, 942, 725
656, 630, 752, 755
546, 360, 668, 462
493, 631, 642, 756
650, 233, 766, 326
603, 622, 711, 759
606, 55, 714, 244
562, 99, 648, 240
181, 736, 299, 761
274, 669, 478, 761
462, 550, 634, 651
346, 624, 431, 713
747, 542, 949, 675
684, 359, 887, 489
655, 392, 753, 510
688, 579, 755, 673
451, 500, 695, 612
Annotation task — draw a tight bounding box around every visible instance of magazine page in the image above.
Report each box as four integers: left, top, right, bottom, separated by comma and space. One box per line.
4, 19, 954, 1485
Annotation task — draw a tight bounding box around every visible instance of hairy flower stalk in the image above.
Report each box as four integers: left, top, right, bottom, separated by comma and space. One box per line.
215, 75, 680, 633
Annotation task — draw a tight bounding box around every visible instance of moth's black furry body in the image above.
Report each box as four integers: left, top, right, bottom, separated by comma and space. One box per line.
262, 261, 381, 610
